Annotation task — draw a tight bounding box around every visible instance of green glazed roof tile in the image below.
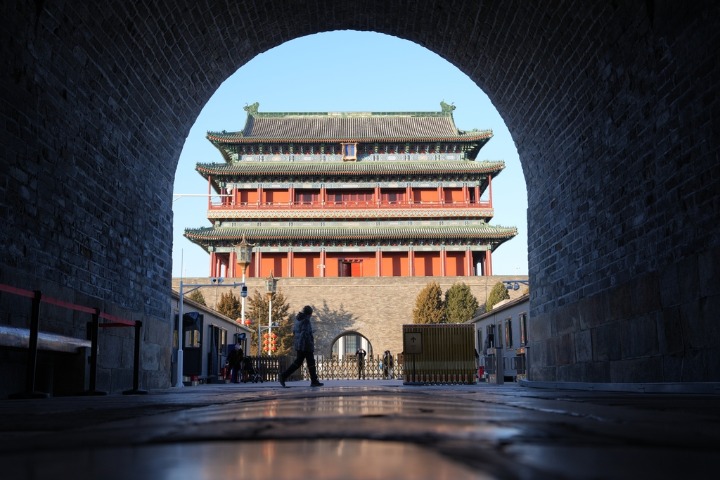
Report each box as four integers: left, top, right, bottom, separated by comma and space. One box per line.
195, 160, 506, 177
207, 102, 492, 144
184, 224, 518, 242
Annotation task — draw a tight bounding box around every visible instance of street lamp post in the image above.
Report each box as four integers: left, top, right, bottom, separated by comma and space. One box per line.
235, 235, 253, 328
265, 273, 277, 355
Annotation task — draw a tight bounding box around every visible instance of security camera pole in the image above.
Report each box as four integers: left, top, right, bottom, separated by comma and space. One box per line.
175, 277, 246, 388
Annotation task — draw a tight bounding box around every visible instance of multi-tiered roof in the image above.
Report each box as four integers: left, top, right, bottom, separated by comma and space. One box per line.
184, 102, 516, 269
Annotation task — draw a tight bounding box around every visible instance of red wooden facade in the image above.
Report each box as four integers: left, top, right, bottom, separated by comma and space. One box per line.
184, 103, 516, 279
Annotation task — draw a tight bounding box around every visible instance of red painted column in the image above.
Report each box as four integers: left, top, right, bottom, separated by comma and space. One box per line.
408, 248, 414, 277
229, 251, 236, 278
216, 255, 222, 278
441, 248, 446, 276
376, 249, 381, 277
209, 252, 216, 277
320, 249, 326, 277
288, 250, 293, 278
465, 249, 472, 276
485, 250, 493, 276
255, 251, 261, 277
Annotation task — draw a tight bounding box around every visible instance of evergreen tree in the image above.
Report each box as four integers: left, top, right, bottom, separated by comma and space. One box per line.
216, 291, 241, 321
186, 289, 206, 306
485, 282, 510, 312
247, 289, 292, 356
445, 282, 480, 323
275, 301, 296, 357
412, 282, 445, 324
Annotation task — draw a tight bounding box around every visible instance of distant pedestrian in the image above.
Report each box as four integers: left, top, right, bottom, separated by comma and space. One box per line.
227, 339, 244, 383
278, 306, 323, 387
383, 350, 394, 379
486, 331, 495, 350
355, 347, 367, 379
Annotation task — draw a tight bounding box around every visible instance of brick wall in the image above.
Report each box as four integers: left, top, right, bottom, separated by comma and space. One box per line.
173, 276, 527, 358
2, 1, 718, 392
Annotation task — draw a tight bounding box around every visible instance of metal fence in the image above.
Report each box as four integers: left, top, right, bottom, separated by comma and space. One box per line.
247, 355, 405, 382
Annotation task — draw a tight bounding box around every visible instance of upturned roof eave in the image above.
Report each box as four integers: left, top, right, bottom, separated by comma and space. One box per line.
183, 226, 518, 241
194, 160, 507, 177
205, 131, 493, 145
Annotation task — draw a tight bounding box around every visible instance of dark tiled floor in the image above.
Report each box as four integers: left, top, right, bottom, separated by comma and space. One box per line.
2, 380, 719, 479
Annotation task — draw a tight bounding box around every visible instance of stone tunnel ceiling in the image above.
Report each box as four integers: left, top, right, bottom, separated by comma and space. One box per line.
1, 1, 718, 388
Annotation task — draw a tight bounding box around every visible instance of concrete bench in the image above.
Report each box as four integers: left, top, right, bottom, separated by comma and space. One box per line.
0, 325, 91, 352
1, 324, 92, 397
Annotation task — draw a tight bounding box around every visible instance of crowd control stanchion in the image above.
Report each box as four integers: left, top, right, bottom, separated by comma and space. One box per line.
81, 309, 107, 395
88, 312, 147, 395
9, 290, 49, 399
123, 321, 147, 395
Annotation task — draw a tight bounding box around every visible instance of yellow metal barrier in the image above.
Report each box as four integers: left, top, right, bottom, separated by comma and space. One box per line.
402, 324, 476, 385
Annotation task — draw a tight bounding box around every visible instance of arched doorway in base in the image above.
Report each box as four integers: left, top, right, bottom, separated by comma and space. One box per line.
331, 331, 373, 360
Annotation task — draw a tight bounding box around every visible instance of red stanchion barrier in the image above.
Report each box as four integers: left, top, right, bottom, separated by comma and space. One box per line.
1, 283, 146, 397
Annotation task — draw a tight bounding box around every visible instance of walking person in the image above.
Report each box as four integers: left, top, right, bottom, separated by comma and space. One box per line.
355, 347, 367, 379
383, 350, 394, 379
278, 306, 323, 387
227, 339, 244, 383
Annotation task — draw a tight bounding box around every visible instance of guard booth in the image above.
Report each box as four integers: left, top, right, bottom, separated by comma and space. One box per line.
171, 291, 253, 385
179, 311, 203, 380
402, 324, 476, 385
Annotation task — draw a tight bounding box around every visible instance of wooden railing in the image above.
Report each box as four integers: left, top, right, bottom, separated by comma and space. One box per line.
209, 200, 492, 210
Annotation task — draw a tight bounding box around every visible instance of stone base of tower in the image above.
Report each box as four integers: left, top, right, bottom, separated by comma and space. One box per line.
171, 275, 528, 358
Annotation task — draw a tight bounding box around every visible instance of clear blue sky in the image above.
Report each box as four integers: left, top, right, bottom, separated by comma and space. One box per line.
172, 31, 528, 278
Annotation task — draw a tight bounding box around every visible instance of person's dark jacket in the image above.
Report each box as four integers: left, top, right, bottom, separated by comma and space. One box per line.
228, 345, 243, 367
293, 310, 314, 352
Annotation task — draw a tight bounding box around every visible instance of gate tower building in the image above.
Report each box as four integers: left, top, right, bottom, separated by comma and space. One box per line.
184, 102, 517, 279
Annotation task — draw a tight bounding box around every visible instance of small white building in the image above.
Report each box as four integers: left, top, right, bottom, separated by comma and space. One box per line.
171, 291, 253, 384
468, 293, 530, 382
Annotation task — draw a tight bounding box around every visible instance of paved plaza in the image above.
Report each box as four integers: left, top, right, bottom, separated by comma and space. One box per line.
1, 380, 719, 479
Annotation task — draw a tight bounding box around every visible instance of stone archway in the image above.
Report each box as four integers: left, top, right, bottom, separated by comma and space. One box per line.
331, 331, 374, 359
2, 1, 719, 392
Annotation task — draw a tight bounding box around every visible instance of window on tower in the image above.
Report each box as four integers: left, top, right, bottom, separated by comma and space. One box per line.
341, 143, 357, 161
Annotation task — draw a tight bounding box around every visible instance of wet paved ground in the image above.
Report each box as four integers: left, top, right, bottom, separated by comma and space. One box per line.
1, 380, 719, 479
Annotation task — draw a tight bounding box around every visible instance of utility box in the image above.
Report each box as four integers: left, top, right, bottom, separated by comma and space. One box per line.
402, 324, 476, 385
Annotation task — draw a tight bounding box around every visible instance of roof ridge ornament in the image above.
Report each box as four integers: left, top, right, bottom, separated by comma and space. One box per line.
244, 102, 260, 115
440, 101, 456, 113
